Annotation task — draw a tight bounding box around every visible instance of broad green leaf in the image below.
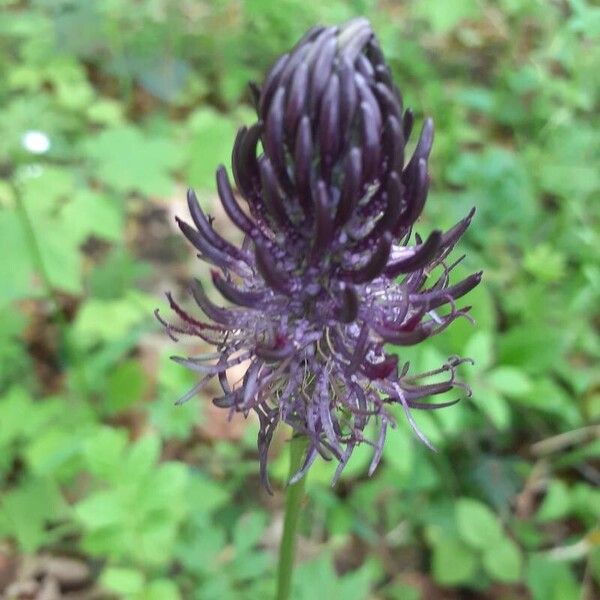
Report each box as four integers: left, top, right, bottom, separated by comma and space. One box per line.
435, 279, 496, 354
383, 422, 414, 477
413, 0, 481, 33
25, 426, 86, 479
45, 56, 95, 110
482, 536, 522, 582
524, 244, 566, 282
470, 455, 524, 510
498, 327, 566, 374
570, 482, 600, 522
516, 379, 582, 426
231, 549, 271, 581
16, 168, 95, 294
150, 351, 201, 439
82, 426, 128, 480
84, 125, 183, 196
233, 511, 267, 553
75, 489, 125, 529
86, 99, 125, 126
536, 480, 571, 522
61, 189, 122, 243
431, 537, 478, 586
0, 477, 68, 552
187, 472, 230, 515
149, 394, 200, 441
488, 367, 532, 398
141, 462, 189, 516
0, 387, 37, 448
475, 386, 511, 430
464, 331, 494, 372
526, 554, 580, 600
120, 434, 161, 482
409, 411, 444, 448
72, 291, 155, 349
88, 248, 152, 300
293, 553, 377, 600
384, 581, 421, 600
101, 567, 145, 596
105, 360, 148, 415
134, 518, 181, 566
186, 108, 238, 192
0, 210, 35, 302
0, 310, 30, 391
145, 579, 181, 600
176, 524, 226, 576
455, 497, 503, 548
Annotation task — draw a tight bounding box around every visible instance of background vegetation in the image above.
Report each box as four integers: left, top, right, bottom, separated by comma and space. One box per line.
0, 0, 599, 598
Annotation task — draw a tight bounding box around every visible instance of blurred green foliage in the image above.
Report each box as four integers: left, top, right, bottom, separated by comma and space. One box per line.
0, 0, 599, 598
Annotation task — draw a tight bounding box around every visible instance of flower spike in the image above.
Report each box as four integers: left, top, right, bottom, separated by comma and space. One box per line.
160, 19, 481, 490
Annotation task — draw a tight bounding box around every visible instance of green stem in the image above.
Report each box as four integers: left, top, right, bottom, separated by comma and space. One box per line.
276, 435, 308, 600
13, 184, 64, 318
13, 183, 88, 394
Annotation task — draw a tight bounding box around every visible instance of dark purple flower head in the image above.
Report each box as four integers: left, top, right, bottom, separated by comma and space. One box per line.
158, 18, 481, 491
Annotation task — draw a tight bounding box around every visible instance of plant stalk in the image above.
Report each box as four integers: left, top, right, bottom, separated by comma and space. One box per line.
13, 182, 88, 394
275, 435, 307, 600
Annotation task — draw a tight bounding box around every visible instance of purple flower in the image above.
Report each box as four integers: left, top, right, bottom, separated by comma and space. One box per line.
157, 18, 481, 491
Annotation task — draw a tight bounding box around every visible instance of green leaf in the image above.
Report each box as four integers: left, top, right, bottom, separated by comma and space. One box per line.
105, 360, 148, 415
75, 489, 125, 529
0, 477, 68, 552
120, 434, 161, 482
413, 0, 481, 33
536, 480, 571, 522
15, 168, 89, 294
470, 455, 524, 510
84, 126, 183, 195
101, 567, 145, 596
435, 279, 496, 355
0, 310, 30, 391
498, 327, 566, 374
145, 579, 181, 600
86, 98, 125, 126
187, 472, 230, 515
141, 462, 189, 516
431, 537, 478, 586
383, 422, 414, 477
82, 426, 128, 480
185, 108, 238, 191
88, 248, 152, 300
231, 549, 271, 582
482, 536, 522, 582
149, 395, 200, 441
570, 482, 600, 522
0, 209, 35, 302
513, 379, 582, 427
464, 331, 494, 372
524, 244, 566, 282
488, 367, 532, 398
384, 581, 421, 600
293, 553, 377, 600
149, 351, 201, 440
455, 497, 503, 548
176, 524, 226, 576
526, 554, 580, 600
475, 386, 512, 430
25, 426, 85, 479
0, 387, 37, 449
60, 189, 122, 243
72, 291, 155, 349
233, 511, 267, 553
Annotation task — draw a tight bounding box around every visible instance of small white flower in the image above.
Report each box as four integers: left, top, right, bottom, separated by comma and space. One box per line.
21, 130, 51, 154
